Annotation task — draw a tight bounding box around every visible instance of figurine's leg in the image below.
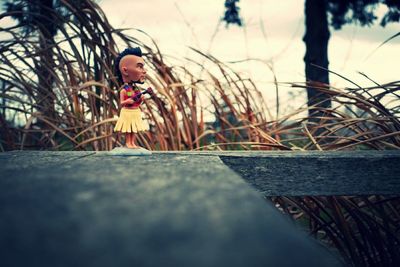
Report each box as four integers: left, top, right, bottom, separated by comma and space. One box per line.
131, 134, 138, 148
125, 132, 132, 148
126, 133, 139, 149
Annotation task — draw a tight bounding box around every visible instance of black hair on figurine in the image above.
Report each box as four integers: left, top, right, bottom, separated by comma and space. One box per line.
115, 47, 143, 83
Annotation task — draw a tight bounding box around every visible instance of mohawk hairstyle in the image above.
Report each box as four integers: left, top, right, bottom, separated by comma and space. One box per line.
114, 47, 143, 83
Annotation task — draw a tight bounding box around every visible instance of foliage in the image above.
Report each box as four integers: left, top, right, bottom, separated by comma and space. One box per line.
328, 0, 400, 28
222, 0, 400, 29
223, 0, 242, 27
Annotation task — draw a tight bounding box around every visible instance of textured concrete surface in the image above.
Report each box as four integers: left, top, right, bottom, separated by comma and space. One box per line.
0, 151, 345, 267
215, 150, 400, 196
152, 150, 400, 195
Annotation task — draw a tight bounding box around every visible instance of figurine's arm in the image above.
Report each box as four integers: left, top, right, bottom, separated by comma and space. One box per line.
137, 94, 145, 105
120, 89, 134, 106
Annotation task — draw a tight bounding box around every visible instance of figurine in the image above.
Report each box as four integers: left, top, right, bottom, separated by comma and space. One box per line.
113, 47, 153, 150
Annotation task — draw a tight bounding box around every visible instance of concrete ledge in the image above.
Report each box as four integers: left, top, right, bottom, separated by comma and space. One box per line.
131, 150, 400, 196
152, 150, 400, 158
215, 151, 400, 196
142, 150, 400, 196
0, 151, 344, 267
2, 150, 399, 196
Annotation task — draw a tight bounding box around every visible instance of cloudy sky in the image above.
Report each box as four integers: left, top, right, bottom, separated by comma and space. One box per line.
100, 0, 399, 114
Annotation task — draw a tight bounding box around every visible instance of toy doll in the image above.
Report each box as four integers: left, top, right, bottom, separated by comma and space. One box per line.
113, 47, 153, 151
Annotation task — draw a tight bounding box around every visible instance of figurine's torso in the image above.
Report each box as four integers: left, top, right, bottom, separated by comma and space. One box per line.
121, 84, 142, 109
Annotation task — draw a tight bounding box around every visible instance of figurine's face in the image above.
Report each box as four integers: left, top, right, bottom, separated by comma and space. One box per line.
119, 55, 146, 84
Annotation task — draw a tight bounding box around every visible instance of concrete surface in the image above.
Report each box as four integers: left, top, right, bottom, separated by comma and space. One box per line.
2, 150, 391, 266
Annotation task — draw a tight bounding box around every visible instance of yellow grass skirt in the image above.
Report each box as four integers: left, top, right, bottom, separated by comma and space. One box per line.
114, 108, 148, 133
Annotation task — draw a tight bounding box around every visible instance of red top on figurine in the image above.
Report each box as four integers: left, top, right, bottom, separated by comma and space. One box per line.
122, 84, 142, 109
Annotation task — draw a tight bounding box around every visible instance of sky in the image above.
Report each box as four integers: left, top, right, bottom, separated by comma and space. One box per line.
99, 0, 399, 116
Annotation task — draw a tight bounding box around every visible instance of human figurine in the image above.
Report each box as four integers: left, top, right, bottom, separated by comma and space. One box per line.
113, 47, 153, 152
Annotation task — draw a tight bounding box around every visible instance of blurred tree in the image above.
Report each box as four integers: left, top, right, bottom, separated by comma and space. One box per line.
2, 0, 88, 127
4, 0, 58, 126
222, 0, 400, 127
305, 0, 400, 130
0, 0, 122, 150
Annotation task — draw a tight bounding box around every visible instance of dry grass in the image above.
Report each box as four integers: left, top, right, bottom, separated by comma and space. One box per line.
0, 0, 283, 151
268, 195, 400, 266
1, 1, 399, 152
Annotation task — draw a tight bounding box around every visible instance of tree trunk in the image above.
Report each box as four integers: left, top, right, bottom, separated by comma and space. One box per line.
35, 0, 56, 128
303, 0, 332, 127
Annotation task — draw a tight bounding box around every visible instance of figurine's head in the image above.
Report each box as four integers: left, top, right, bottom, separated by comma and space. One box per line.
115, 47, 146, 84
